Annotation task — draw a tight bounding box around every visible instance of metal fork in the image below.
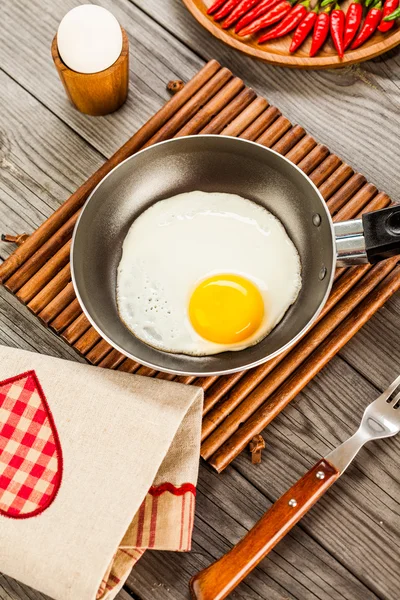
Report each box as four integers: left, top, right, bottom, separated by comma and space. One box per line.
326, 373, 400, 473
190, 375, 400, 600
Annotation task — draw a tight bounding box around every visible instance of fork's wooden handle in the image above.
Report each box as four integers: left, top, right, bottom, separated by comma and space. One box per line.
190, 459, 339, 600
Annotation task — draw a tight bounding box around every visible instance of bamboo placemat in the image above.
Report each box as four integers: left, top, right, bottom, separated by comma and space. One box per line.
1, 60, 399, 473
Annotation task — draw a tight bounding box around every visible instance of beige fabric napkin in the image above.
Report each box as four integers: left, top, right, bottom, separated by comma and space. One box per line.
0, 345, 203, 600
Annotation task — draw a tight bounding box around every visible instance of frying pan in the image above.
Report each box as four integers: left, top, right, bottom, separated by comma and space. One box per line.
71, 135, 400, 376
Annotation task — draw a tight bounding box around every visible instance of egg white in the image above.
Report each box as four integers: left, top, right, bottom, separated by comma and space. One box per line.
117, 191, 302, 356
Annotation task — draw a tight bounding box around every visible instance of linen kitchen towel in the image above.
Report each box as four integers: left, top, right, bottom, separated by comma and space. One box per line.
0, 345, 203, 600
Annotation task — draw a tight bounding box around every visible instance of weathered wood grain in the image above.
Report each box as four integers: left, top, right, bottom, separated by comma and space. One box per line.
1, 1, 400, 599
0, 574, 134, 600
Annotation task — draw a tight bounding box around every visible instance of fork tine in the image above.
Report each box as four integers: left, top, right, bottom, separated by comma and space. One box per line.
389, 389, 400, 406
379, 374, 400, 403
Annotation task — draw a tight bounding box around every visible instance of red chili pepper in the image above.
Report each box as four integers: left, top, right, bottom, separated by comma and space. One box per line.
378, 0, 399, 30
222, 0, 261, 27
207, 0, 228, 15
309, 8, 331, 56
351, 3, 382, 48
290, 9, 318, 52
330, 5, 345, 58
235, 0, 280, 31
238, 0, 292, 35
344, 1, 363, 50
258, 2, 309, 42
214, 0, 242, 20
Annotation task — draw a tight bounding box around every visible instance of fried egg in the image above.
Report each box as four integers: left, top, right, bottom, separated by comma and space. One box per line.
117, 191, 302, 356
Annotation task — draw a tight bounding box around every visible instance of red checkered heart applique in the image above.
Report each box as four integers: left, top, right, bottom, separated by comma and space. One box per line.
0, 371, 62, 519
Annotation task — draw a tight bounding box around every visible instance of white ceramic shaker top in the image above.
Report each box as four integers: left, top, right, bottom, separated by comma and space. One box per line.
57, 4, 123, 74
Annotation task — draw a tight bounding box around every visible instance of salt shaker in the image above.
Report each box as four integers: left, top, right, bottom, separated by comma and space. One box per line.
52, 4, 129, 116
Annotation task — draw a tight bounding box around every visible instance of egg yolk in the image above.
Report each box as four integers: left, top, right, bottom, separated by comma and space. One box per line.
189, 274, 264, 345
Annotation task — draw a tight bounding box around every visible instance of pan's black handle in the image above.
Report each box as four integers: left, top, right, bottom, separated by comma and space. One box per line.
363, 205, 400, 264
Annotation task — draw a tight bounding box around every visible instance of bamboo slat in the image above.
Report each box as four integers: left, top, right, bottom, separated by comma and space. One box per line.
257, 116, 292, 147
240, 106, 280, 140
50, 298, 82, 333
271, 125, 305, 155
297, 144, 329, 174
200, 87, 257, 134
98, 349, 126, 369
309, 154, 342, 186
38, 281, 76, 324
175, 76, 245, 136
220, 96, 268, 137
1, 60, 398, 473
285, 134, 317, 164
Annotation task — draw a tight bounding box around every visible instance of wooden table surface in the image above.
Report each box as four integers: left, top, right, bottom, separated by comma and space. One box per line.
1, 1, 400, 599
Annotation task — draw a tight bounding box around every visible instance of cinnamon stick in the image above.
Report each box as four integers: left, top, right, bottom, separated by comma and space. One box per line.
0, 60, 221, 283
194, 376, 219, 391
5, 211, 78, 293
155, 372, 176, 381
28, 264, 71, 314
135, 366, 158, 377
297, 145, 329, 175
74, 327, 102, 355
210, 265, 400, 472
334, 183, 377, 222
38, 281, 76, 324
86, 339, 114, 364
271, 125, 305, 155
199, 87, 256, 135
310, 155, 341, 187
175, 76, 245, 137
61, 312, 91, 344
221, 97, 268, 137
50, 298, 82, 333
15, 241, 71, 303
257, 116, 292, 148
240, 106, 280, 140
174, 375, 197, 384
98, 349, 126, 370
202, 371, 246, 416
144, 67, 233, 147
319, 164, 353, 203
117, 358, 140, 373
285, 135, 317, 165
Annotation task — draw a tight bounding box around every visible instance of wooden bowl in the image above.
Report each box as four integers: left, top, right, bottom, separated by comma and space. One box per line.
182, 0, 400, 68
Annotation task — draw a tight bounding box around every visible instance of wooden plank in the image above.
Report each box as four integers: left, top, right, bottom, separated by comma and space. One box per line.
339, 294, 400, 388
0, 574, 133, 600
